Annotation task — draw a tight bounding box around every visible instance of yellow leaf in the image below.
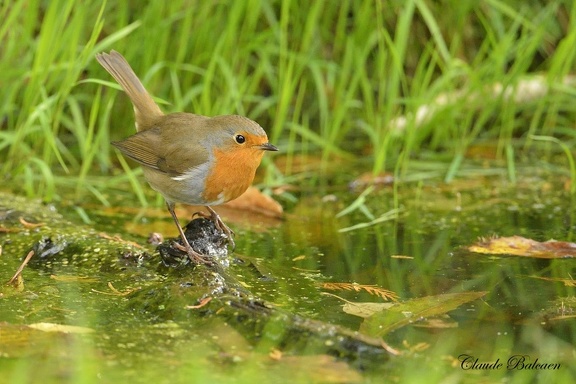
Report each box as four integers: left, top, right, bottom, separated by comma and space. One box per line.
468, 236, 576, 259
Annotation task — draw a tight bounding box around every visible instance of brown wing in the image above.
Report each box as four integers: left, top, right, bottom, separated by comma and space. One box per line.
112, 120, 210, 176
153, 113, 211, 175
112, 128, 164, 171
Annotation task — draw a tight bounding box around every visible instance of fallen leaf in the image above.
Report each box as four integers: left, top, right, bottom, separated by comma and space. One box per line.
157, 187, 284, 232
360, 291, 488, 337
223, 186, 283, 218
468, 236, 576, 258
28, 322, 94, 334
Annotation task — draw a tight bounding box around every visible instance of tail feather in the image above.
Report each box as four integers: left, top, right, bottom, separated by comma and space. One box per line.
96, 50, 163, 131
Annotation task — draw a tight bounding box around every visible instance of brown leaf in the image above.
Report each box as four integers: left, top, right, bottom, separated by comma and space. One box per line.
223, 186, 283, 218
468, 236, 576, 259
164, 187, 284, 232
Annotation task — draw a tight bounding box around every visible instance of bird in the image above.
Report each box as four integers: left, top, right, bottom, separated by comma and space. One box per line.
96, 50, 277, 264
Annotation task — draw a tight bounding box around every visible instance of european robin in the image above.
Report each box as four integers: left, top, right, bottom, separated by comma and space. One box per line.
96, 51, 277, 264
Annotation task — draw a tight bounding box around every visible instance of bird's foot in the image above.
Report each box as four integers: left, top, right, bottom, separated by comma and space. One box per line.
173, 241, 213, 265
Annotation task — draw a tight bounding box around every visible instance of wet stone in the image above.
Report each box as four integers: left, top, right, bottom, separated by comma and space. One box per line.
157, 218, 230, 267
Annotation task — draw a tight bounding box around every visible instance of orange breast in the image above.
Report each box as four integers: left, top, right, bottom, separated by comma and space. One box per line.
202, 147, 264, 204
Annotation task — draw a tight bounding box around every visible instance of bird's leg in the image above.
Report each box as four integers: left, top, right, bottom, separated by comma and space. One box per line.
194, 206, 236, 250
166, 202, 211, 264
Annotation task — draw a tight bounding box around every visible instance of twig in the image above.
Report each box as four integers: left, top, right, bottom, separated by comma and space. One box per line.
7, 250, 35, 285
185, 297, 212, 309
98, 232, 145, 249
19, 217, 45, 229
91, 282, 141, 296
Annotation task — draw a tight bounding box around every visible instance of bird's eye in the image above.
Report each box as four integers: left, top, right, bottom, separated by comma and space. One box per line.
234, 134, 246, 144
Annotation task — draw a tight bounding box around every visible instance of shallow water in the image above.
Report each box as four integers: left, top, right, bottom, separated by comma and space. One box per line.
1, 173, 576, 383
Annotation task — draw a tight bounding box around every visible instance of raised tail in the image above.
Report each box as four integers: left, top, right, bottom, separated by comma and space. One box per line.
96, 50, 163, 131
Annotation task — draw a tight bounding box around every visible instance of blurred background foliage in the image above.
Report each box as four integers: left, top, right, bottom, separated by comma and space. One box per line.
1, 0, 576, 204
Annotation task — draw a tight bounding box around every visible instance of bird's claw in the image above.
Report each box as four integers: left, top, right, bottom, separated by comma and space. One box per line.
173, 241, 213, 265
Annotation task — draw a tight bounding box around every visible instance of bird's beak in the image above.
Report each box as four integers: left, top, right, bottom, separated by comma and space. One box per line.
259, 142, 278, 151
